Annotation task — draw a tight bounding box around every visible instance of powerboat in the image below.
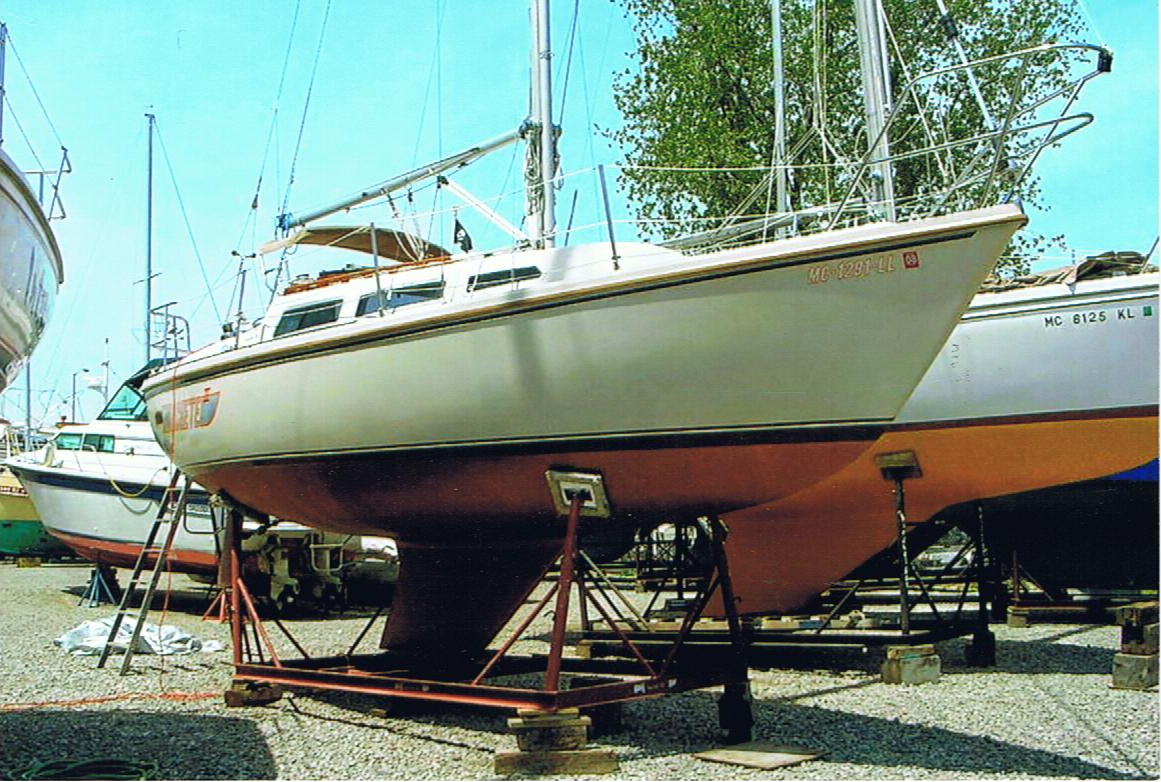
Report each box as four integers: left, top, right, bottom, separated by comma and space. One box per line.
9, 363, 222, 572
9, 362, 397, 609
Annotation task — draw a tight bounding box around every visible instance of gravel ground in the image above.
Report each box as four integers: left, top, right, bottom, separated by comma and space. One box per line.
0, 561, 1156, 780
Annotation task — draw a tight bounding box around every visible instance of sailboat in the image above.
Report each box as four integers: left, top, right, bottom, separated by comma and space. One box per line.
721, 256, 1159, 615
0, 23, 65, 392
135, 1, 1092, 653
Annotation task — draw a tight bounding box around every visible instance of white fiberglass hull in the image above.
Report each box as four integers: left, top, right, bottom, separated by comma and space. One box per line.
142, 205, 1025, 531
7, 422, 218, 573
0, 150, 62, 390
138, 205, 1023, 652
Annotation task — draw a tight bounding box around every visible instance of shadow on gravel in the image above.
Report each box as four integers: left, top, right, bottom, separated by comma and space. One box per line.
281, 690, 508, 753
61, 583, 218, 616
610, 690, 1149, 779
939, 636, 1116, 675
0, 709, 276, 780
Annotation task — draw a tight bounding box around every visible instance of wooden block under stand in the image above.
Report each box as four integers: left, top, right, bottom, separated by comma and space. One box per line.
881, 645, 941, 685
494, 749, 619, 776
224, 681, 284, 707
507, 709, 591, 752
1113, 601, 1159, 629
498, 709, 619, 776
1111, 652, 1158, 690
1122, 623, 1159, 656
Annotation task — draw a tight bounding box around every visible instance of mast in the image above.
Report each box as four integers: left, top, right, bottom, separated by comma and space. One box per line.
144, 113, 155, 363
0, 23, 7, 149
769, 1, 788, 217
852, 0, 896, 220
528, 0, 556, 248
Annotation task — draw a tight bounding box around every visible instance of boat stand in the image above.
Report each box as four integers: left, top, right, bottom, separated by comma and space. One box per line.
215, 470, 753, 748
78, 564, 120, 608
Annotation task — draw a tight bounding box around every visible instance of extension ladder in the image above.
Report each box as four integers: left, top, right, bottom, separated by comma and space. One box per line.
96, 469, 192, 674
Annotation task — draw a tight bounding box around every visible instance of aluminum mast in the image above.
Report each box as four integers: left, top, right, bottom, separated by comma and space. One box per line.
853, 0, 896, 221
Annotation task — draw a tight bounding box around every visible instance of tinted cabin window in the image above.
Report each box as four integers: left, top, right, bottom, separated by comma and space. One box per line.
82, 434, 115, 453
467, 266, 541, 292
98, 383, 148, 422
55, 433, 82, 450
274, 300, 342, 337
357, 281, 445, 316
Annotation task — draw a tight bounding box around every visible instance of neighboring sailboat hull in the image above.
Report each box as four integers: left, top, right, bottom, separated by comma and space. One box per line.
142, 205, 1024, 651
721, 272, 1160, 615
0, 150, 62, 390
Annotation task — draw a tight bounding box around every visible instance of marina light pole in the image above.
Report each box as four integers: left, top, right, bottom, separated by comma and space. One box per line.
71, 368, 89, 423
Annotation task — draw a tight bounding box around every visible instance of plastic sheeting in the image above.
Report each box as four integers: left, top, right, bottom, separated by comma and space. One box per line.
54, 617, 225, 657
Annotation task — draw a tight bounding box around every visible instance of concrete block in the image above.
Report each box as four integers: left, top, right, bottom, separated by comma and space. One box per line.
1111, 652, 1158, 690
881, 645, 941, 685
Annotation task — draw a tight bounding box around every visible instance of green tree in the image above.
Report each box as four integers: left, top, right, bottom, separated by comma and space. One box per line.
609, 0, 1091, 275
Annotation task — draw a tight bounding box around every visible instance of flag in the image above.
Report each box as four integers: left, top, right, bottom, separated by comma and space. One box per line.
454, 218, 473, 253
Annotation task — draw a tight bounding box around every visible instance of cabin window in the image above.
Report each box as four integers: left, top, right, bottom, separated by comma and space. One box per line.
467, 266, 541, 292
356, 281, 445, 316
274, 299, 342, 337
54, 433, 82, 450
98, 383, 148, 422
82, 434, 116, 453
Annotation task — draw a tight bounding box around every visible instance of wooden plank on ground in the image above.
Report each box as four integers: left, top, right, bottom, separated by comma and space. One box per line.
694, 741, 825, 770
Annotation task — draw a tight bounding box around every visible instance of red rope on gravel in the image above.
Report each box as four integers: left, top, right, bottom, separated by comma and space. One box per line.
0, 690, 219, 711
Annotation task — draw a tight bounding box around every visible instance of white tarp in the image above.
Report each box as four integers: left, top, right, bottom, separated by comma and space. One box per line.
54, 617, 225, 657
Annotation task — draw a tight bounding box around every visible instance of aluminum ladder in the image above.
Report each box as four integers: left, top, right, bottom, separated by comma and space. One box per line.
96, 469, 192, 674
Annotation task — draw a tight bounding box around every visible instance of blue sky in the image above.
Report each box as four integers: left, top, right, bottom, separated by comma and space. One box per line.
0, 0, 1155, 426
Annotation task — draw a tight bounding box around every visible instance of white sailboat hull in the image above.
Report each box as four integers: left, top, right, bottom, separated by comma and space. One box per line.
139, 204, 1024, 651
0, 150, 62, 389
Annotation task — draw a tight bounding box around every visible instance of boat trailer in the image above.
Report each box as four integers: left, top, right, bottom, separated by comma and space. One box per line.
214, 470, 755, 753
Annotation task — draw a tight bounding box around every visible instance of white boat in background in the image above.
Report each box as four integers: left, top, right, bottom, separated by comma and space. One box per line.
0, 24, 66, 391
0, 147, 63, 392
9, 362, 222, 572
8, 362, 398, 608
723, 258, 1159, 616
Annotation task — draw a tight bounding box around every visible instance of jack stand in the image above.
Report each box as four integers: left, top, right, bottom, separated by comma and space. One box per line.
202, 589, 229, 623
876, 451, 922, 636
78, 565, 119, 607
707, 517, 753, 744
964, 504, 996, 667
220, 507, 287, 671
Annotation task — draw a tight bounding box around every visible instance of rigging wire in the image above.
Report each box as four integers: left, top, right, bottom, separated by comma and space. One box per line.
153, 120, 223, 324
2, 96, 45, 171
5, 33, 65, 148
237, 0, 304, 252
555, 0, 581, 119
411, 0, 448, 167
278, 0, 334, 224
